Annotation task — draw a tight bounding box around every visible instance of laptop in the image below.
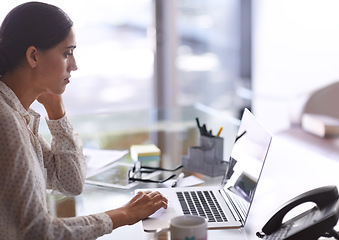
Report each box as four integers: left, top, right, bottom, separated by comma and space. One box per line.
137, 108, 272, 232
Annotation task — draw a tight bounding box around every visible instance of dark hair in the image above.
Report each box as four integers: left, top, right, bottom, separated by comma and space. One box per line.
0, 1, 73, 76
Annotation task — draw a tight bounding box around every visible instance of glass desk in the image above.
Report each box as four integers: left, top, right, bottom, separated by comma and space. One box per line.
46, 105, 249, 239
45, 105, 339, 240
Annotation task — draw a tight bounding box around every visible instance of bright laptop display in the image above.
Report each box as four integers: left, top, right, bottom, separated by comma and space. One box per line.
137, 108, 272, 232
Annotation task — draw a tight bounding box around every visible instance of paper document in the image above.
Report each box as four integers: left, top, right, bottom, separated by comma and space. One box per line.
86, 162, 161, 189
84, 148, 128, 177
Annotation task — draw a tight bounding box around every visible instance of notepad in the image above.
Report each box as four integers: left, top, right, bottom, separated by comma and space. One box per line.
130, 144, 161, 162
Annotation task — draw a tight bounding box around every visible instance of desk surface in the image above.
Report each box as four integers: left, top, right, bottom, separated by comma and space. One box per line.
47, 107, 339, 240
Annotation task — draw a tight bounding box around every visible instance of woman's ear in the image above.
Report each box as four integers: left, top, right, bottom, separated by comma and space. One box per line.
26, 46, 38, 69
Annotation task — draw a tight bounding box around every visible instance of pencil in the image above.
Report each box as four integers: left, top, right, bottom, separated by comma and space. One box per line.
216, 127, 223, 137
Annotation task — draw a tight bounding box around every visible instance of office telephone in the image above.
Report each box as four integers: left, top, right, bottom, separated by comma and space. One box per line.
256, 185, 339, 240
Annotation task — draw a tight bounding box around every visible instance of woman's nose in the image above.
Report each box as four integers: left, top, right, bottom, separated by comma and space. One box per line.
69, 56, 78, 72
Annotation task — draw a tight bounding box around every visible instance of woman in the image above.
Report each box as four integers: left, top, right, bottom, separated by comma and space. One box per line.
0, 2, 167, 239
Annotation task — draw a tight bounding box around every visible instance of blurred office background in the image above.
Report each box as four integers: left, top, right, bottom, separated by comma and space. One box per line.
1, 0, 339, 134
253, 0, 339, 132
0, 0, 251, 122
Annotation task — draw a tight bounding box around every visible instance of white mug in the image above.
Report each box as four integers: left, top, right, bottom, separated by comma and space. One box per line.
155, 215, 207, 240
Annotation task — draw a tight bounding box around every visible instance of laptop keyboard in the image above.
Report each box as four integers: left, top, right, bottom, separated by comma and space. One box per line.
176, 191, 228, 222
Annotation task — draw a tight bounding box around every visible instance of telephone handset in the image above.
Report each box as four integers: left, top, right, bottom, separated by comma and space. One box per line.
257, 185, 339, 240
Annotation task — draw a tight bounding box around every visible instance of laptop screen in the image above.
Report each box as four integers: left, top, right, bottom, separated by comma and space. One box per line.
221, 108, 272, 222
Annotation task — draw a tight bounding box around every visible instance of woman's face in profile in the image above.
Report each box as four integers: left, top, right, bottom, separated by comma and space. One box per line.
34, 28, 78, 95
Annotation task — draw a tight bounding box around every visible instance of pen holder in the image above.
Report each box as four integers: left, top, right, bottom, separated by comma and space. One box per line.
182, 135, 227, 177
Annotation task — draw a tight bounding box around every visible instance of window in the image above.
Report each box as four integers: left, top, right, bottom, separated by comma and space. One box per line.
2, 0, 251, 119
155, 0, 251, 120
177, 0, 242, 110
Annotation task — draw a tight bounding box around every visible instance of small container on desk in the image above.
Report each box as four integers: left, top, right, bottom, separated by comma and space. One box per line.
182, 135, 227, 177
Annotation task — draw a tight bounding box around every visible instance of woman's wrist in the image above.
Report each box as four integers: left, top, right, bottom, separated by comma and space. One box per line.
37, 93, 65, 120
45, 104, 65, 120
105, 207, 131, 230
42, 98, 65, 120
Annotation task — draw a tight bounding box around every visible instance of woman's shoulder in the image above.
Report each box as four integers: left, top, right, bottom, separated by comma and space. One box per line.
0, 97, 15, 114
0, 98, 24, 127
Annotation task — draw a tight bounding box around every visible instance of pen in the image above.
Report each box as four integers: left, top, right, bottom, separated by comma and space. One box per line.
171, 173, 185, 187
196, 117, 201, 128
216, 127, 223, 137
196, 117, 213, 137
196, 118, 205, 136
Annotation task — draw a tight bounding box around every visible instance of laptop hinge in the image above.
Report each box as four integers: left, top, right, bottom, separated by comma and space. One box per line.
219, 189, 244, 224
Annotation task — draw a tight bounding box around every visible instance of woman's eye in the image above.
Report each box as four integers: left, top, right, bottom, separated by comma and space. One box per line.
65, 51, 73, 57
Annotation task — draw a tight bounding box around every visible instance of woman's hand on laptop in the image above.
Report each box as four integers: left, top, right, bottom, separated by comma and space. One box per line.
105, 190, 168, 229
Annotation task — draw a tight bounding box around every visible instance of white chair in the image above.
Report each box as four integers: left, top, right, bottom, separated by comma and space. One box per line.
289, 81, 339, 126
281, 81, 339, 160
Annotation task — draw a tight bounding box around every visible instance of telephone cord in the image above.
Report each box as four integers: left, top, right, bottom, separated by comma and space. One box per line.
322, 229, 339, 239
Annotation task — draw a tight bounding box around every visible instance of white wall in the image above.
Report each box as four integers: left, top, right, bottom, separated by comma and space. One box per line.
252, 0, 339, 133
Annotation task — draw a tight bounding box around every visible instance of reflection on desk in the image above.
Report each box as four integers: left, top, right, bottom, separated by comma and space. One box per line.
48, 106, 242, 239
47, 107, 339, 239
